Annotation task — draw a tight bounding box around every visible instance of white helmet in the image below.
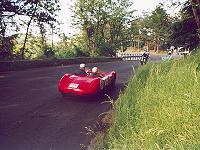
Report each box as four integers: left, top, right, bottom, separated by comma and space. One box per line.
92, 67, 98, 73
80, 63, 85, 68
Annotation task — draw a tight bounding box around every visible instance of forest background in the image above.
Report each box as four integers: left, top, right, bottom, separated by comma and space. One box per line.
0, 0, 199, 60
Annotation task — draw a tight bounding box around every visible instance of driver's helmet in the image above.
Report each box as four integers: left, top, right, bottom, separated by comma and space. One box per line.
92, 67, 98, 73
80, 63, 85, 69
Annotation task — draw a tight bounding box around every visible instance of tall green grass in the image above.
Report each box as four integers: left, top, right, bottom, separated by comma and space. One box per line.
100, 51, 200, 149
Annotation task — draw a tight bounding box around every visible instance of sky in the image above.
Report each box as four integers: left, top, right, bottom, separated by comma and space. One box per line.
57, 0, 184, 37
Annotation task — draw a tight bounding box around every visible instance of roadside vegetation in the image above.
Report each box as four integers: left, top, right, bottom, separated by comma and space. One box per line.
89, 49, 200, 149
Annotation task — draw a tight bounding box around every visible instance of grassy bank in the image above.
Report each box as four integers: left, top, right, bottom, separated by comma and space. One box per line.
91, 50, 200, 149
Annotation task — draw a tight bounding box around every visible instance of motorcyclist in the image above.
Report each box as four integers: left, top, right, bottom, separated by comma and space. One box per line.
143, 49, 150, 58
75, 63, 87, 76
140, 50, 149, 65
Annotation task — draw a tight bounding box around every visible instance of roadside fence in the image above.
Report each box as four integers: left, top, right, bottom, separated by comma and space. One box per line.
117, 53, 142, 61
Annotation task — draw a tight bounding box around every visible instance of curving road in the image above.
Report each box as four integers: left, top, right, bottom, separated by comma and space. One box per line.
0, 55, 163, 150
0, 60, 141, 150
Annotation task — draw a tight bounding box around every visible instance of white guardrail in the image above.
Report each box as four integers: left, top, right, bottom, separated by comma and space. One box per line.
162, 55, 172, 61
177, 51, 190, 55
117, 53, 143, 61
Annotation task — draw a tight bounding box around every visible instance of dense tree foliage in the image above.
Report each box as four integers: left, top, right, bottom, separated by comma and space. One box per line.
1, 0, 200, 60
135, 4, 172, 52
72, 0, 133, 56
170, 0, 199, 49
148, 5, 172, 51
54, 33, 89, 58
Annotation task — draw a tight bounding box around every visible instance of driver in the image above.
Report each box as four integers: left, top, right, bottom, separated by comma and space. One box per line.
142, 50, 149, 59
90, 67, 102, 77
75, 63, 87, 76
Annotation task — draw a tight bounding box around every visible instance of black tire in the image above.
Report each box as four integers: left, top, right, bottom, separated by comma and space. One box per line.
144, 59, 148, 64
140, 60, 144, 65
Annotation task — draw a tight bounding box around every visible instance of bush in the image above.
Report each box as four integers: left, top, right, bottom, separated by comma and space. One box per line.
54, 48, 76, 58
97, 40, 115, 57
74, 45, 90, 57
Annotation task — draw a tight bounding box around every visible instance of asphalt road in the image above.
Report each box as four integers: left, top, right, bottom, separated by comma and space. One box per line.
0, 60, 145, 150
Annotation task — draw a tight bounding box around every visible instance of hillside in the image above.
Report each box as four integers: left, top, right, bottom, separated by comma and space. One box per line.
89, 50, 200, 149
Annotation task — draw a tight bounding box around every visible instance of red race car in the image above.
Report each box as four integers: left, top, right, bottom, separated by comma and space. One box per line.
58, 69, 116, 97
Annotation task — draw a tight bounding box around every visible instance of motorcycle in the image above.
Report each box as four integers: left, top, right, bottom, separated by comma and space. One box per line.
140, 56, 148, 65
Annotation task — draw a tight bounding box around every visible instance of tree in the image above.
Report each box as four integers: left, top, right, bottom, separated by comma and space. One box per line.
191, 0, 200, 38
37, 21, 47, 51
20, 0, 39, 59
0, 34, 17, 60
169, 0, 199, 46
0, 0, 60, 59
143, 4, 172, 52
0, 0, 20, 59
20, 0, 60, 59
13, 33, 44, 59
170, 0, 199, 49
72, 0, 133, 56
129, 17, 152, 51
